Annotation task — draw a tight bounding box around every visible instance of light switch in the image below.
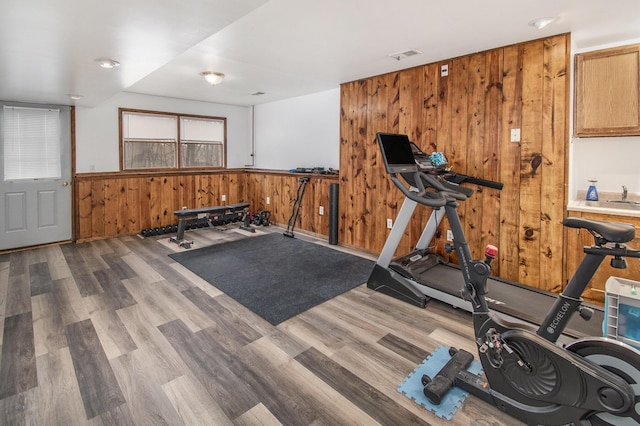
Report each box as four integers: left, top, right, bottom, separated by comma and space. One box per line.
510, 128, 521, 142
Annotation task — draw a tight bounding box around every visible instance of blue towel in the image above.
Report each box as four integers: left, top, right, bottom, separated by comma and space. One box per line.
398, 346, 483, 420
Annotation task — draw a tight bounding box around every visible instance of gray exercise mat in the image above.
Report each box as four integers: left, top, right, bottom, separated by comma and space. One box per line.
169, 233, 374, 325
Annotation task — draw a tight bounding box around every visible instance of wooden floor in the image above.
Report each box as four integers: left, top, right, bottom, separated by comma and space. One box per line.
0, 225, 523, 426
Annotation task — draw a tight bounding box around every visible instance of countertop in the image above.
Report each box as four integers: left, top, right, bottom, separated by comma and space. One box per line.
568, 190, 640, 218
567, 200, 640, 218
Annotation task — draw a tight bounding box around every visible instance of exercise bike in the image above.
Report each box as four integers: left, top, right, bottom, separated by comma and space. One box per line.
376, 132, 640, 425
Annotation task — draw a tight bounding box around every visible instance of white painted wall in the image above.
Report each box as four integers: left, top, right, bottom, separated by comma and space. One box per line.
75, 92, 253, 172
571, 136, 640, 198
252, 88, 340, 170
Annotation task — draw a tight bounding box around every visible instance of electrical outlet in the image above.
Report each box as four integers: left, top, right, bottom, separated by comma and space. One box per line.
319, 206, 324, 215
387, 218, 393, 229
266, 197, 270, 205
447, 230, 454, 241
221, 194, 226, 202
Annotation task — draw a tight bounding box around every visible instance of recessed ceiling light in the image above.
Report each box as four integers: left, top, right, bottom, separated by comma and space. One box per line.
95, 58, 120, 68
68, 94, 83, 100
528, 17, 555, 30
201, 71, 225, 85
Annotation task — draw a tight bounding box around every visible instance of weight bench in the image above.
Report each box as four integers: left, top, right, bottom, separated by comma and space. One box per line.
170, 202, 250, 248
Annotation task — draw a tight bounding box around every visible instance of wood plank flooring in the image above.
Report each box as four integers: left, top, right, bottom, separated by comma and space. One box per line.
0, 225, 523, 425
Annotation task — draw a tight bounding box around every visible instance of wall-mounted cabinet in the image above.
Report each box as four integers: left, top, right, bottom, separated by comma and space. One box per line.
574, 44, 640, 137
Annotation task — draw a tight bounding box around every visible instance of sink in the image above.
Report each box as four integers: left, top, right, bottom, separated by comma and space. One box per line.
606, 200, 640, 210
570, 199, 640, 215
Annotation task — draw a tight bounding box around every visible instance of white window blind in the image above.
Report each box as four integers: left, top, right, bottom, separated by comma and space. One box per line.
122, 112, 178, 140
3, 106, 61, 181
120, 109, 226, 171
121, 111, 178, 169
180, 117, 224, 142
180, 117, 225, 168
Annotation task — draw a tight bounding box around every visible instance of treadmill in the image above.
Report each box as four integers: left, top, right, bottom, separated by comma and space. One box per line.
367, 133, 603, 340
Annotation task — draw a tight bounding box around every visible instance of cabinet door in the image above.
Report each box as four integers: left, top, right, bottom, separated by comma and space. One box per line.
565, 211, 640, 305
575, 44, 640, 137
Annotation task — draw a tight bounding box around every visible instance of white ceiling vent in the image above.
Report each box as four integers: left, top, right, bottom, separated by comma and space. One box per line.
388, 49, 422, 61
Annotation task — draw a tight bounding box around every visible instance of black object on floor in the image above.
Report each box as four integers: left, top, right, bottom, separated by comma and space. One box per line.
168, 233, 374, 325
284, 177, 309, 238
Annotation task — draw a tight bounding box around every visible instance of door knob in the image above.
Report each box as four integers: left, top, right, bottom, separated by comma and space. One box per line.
62, 181, 69, 187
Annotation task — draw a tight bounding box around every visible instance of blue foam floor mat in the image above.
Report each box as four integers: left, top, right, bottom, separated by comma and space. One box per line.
398, 346, 484, 420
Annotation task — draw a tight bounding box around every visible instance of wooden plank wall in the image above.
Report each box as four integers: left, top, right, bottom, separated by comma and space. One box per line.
339, 34, 570, 293
75, 171, 246, 240
74, 171, 338, 242
244, 172, 338, 237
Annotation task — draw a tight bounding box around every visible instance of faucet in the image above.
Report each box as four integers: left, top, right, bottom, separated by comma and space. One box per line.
622, 185, 628, 201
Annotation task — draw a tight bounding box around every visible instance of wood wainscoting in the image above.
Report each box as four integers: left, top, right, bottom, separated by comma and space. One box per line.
74, 170, 339, 243
243, 171, 339, 237
339, 34, 570, 294
75, 171, 247, 241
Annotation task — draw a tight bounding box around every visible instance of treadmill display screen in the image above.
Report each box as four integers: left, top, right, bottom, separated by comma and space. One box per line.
376, 133, 418, 174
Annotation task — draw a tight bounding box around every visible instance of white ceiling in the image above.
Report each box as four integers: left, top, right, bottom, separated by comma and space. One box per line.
2, 0, 640, 108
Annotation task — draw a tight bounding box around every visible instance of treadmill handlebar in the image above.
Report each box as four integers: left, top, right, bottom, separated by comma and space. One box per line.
425, 173, 468, 201
391, 174, 447, 208
392, 171, 467, 208
440, 180, 474, 198
442, 172, 504, 190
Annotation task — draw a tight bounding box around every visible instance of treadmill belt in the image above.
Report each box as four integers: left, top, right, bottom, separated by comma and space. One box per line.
420, 263, 603, 339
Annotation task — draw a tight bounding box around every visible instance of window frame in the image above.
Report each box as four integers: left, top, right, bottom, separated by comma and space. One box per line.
119, 108, 227, 172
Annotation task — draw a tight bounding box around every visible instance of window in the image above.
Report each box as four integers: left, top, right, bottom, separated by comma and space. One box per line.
180, 116, 225, 168
120, 108, 226, 171
3, 105, 61, 180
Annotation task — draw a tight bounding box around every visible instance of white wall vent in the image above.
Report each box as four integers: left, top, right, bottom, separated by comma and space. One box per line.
388, 49, 422, 61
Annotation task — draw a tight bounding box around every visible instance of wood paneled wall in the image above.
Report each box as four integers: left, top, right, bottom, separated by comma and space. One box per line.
74, 170, 338, 242
75, 171, 246, 240
339, 34, 570, 293
243, 172, 338, 237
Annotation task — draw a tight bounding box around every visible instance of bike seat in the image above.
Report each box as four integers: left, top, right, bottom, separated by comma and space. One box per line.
563, 217, 636, 243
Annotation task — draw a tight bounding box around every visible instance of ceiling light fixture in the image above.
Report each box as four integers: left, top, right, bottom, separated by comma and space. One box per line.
68, 94, 83, 100
201, 71, 225, 85
528, 17, 555, 30
95, 58, 120, 69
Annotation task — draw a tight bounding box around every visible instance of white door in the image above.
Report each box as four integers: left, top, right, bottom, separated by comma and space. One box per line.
1, 102, 72, 251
